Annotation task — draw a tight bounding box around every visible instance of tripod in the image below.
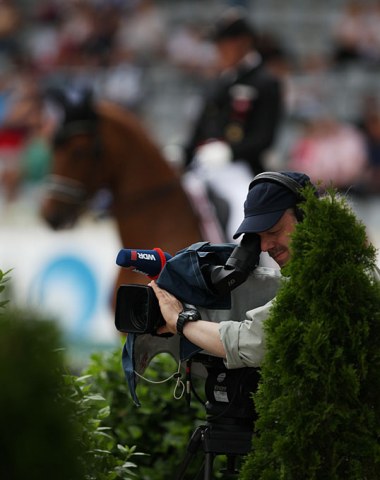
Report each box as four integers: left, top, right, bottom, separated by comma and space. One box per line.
175, 355, 259, 479
175, 415, 253, 479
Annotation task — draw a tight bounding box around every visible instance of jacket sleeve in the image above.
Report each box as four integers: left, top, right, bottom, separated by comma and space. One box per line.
218, 299, 274, 369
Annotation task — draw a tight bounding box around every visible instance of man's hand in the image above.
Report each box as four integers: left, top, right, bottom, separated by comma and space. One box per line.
150, 281, 226, 359
149, 280, 183, 335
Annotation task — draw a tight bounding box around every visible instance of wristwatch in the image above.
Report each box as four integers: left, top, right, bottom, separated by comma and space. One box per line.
176, 309, 201, 337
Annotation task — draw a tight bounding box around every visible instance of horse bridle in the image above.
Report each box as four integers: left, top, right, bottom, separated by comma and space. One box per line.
45, 119, 101, 206
44, 174, 88, 205
53, 120, 98, 147
46, 118, 183, 210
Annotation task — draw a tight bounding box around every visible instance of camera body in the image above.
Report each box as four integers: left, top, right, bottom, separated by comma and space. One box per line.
115, 233, 261, 335
115, 284, 164, 334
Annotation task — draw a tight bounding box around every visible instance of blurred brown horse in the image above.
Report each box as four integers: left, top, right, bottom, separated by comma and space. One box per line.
40, 90, 206, 300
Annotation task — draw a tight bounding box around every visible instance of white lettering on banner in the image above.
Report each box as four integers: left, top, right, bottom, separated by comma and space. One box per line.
137, 253, 156, 260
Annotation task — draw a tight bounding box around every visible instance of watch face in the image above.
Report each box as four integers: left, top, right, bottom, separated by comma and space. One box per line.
182, 310, 200, 321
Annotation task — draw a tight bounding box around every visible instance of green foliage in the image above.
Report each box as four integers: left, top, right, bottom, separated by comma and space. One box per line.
83, 345, 215, 479
0, 307, 140, 480
0, 270, 223, 478
0, 268, 11, 308
240, 188, 380, 480
0, 308, 85, 480
60, 370, 142, 480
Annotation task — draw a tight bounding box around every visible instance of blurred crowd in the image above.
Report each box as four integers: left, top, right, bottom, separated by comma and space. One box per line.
1, 0, 380, 202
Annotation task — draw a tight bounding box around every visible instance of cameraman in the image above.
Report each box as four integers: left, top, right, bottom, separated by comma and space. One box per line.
150, 171, 310, 369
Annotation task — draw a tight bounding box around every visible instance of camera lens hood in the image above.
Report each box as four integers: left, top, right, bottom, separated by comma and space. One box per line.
115, 284, 164, 334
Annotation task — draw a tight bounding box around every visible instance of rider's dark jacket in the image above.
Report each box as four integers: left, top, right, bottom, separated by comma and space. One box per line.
185, 52, 284, 174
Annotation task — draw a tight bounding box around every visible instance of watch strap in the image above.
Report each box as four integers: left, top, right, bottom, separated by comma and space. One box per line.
176, 309, 201, 337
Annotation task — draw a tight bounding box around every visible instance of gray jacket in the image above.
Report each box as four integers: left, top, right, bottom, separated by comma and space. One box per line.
199, 266, 283, 369
203, 264, 380, 370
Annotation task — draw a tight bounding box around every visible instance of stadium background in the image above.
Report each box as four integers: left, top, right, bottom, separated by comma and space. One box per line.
0, 0, 379, 361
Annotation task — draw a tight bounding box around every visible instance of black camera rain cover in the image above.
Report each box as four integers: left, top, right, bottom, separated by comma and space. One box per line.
157, 241, 236, 308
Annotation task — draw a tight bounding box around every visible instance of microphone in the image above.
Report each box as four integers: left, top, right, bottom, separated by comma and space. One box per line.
116, 247, 172, 279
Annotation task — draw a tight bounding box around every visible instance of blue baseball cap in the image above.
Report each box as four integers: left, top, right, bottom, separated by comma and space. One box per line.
233, 171, 312, 239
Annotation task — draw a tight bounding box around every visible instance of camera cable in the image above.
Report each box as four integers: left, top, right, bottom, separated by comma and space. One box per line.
133, 361, 186, 400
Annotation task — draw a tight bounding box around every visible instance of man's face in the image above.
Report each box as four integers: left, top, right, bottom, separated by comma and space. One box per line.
216, 35, 252, 69
257, 209, 297, 267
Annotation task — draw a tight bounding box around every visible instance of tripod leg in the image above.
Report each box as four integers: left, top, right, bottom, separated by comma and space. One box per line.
175, 426, 204, 480
203, 452, 214, 480
221, 455, 240, 477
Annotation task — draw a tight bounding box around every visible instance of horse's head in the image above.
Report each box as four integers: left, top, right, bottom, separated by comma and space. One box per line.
41, 88, 103, 229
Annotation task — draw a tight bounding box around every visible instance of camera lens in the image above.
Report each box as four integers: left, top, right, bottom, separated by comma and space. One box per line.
115, 284, 164, 334
128, 288, 149, 332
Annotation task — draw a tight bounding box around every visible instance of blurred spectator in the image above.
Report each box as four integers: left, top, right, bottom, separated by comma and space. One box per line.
80, 2, 121, 67
365, 0, 380, 66
357, 95, 380, 194
287, 48, 333, 122
0, 125, 25, 201
254, 30, 297, 118
0, 76, 53, 201
48, 0, 119, 69
18, 100, 53, 191
166, 21, 218, 78
33, 0, 63, 23
0, 0, 21, 60
0, 70, 15, 124
0, 72, 28, 201
25, 19, 62, 73
55, 1, 96, 66
255, 30, 293, 79
115, 0, 167, 63
98, 59, 144, 112
288, 110, 367, 191
331, 0, 380, 68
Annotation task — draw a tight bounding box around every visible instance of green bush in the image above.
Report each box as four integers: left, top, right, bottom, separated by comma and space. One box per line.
0, 308, 85, 480
240, 189, 380, 479
83, 346, 212, 479
0, 268, 227, 478
61, 366, 141, 479
0, 301, 140, 480
0, 267, 11, 308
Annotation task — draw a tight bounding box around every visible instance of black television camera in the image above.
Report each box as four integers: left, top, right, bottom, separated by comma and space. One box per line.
115, 234, 262, 478
114, 233, 260, 335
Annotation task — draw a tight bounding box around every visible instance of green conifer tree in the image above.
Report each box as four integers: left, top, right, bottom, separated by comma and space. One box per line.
240, 188, 380, 480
